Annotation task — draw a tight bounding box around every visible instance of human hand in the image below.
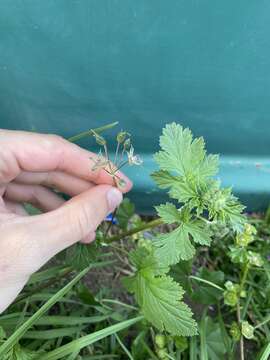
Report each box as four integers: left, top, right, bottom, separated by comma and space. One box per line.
0, 129, 132, 313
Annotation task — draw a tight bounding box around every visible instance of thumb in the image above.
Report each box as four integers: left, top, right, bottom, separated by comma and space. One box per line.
31, 184, 122, 260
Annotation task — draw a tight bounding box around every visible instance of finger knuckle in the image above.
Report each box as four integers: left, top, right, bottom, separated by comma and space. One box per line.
47, 134, 65, 143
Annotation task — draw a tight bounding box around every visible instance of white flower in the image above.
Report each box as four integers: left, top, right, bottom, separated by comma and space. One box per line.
127, 145, 143, 166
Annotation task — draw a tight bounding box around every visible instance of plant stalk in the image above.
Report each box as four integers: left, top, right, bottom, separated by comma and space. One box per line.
103, 218, 164, 244
237, 303, 245, 360
237, 263, 250, 360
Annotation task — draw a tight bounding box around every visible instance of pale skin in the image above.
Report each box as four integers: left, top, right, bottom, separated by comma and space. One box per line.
0, 129, 132, 313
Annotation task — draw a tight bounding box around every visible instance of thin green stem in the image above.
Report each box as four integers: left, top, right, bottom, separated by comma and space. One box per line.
240, 264, 249, 293
189, 275, 224, 291
103, 218, 164, 244
237, 303, 245, 360
255, 315, 270, 329
119, 146, 126, 168
115, 160, 129, 172
114, 141, 120, 166
114, 332, 134, 360
101, 299, 138, 311
237, 263, 250, 360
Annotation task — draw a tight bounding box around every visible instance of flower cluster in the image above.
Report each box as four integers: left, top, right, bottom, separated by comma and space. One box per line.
90, 129, 143, 185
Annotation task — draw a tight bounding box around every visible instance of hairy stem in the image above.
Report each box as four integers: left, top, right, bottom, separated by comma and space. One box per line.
103, 218, 164, 244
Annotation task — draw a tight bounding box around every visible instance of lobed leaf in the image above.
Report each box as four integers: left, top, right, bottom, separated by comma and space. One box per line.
128, 270, 197, 336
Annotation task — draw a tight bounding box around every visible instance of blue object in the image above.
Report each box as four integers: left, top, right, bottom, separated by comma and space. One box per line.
105, 213, 118, 225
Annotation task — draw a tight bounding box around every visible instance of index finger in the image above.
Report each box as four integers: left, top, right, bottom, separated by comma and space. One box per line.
0, 129, 132, 192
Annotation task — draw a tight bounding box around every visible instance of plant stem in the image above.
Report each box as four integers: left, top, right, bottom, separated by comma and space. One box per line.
237, 303, 245, 360
114, 141, 120, 166
103, 218, 164, 244
237, 263, 250, 360
116, 160, 129, 172
254, 315, 270, 329
240, 264, 249, 293
189, 275, 224, 291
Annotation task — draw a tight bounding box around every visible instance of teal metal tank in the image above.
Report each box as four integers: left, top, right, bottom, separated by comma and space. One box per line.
0, 1, 270, 212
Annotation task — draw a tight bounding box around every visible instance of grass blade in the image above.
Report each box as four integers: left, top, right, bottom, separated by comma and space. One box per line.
39, 316, 143, 360
257, 342, 270, 360
27, 266, 70, 285
0, 267, 90, 356
23, 327, 84, 340
0, 314, 112, 328
114, 332, 134, 360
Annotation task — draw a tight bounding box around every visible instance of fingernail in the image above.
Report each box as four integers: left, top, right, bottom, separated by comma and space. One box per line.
117, 174, 132, 190
107, 187, 123, 212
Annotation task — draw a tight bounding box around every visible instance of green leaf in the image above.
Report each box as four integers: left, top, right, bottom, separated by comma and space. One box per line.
154, 217, 212, 265
129, 247, 169, 275
0, 315, 111, 329
154, 123, 218, 179
66, 243, 98, 270
131, 331, 148, 359
0, 326, 6, 341
116, 198, 135, 230
257, 342, 270, 360
130, 272, 197, 336
154, 226, 195, 264
154, 123, 204, 176
76, 283, 100, 306
155, 203, 182, 224
3, 344, 41, 360
200, 316, 227, 360
170, 260, 193, 294
152, 122, 245, 235
197, 154, 219, 179
38, 317, 142, 360
191, 268, 224, 305
169, 179, 198, 204
151, 170, 180, 189
126, 248, 197, 336
23, 327, 84, 340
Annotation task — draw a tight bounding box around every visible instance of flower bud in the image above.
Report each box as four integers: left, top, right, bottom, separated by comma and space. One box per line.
117, 131, 128, 143
247, 251, 264, 267
241, 321, 254, 339
157, 348, 167, 359
229, 322, 241, 341
155, 334, 166, 349
91, 130, 106, 146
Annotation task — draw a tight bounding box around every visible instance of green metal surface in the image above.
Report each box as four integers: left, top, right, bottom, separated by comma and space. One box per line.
0, 1, 270, 212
